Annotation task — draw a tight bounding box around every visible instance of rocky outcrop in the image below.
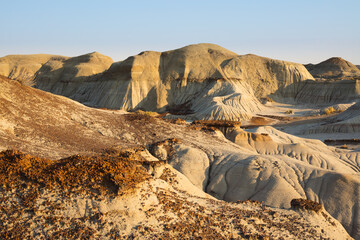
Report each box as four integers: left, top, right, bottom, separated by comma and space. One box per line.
305, 57, 360, 78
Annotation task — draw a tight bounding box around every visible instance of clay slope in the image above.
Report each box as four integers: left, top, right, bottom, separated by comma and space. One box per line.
305, 57, 360, 78
1, 43, 313, 121
1, 76, 359, 238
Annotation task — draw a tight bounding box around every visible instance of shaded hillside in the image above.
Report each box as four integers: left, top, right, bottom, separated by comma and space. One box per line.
305, 57, 360, 78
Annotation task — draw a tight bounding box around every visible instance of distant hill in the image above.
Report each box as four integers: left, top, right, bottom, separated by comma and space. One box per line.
305, 57, 360, 78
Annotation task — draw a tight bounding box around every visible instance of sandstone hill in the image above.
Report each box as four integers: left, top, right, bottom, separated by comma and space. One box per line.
0, 76, 359, 238
305, 57, 360, 79
0, 44, 313, 121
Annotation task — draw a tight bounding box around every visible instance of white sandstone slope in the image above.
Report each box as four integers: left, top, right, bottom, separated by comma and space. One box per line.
0, 43, 313, 121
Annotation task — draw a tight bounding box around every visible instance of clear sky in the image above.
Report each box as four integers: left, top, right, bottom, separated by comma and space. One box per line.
1, 0, 359, 64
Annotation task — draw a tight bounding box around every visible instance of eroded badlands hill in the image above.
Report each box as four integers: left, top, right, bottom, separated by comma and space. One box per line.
0, 76, 359, 238
305, 57, 360, 78
0, 44, 313, 121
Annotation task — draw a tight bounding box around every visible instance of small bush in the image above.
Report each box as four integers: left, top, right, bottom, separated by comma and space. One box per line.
135, 110, 158, 117
285, 110, 293, 114
323, 107, 336, 115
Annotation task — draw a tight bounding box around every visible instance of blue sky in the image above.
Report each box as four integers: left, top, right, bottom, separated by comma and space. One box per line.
1, 0, 359, 64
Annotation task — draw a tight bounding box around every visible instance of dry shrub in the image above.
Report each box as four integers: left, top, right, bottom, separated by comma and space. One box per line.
0, 149, 150, 196
290, 198, 323, 212
135, 110, 159, 117
323, 107, 336, 115
285, 110, 294, 114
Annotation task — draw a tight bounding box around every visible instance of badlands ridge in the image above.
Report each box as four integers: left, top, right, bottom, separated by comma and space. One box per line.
0, 44, 359, 239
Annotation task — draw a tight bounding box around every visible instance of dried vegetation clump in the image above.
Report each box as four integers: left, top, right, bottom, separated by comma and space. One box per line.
189, 119, 241, 133
290, 198, 323, 213
322, 106, 343, 115
0, 149, 150, 197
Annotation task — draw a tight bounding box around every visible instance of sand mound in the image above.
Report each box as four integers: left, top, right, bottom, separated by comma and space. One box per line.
305, 57, 360, 78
